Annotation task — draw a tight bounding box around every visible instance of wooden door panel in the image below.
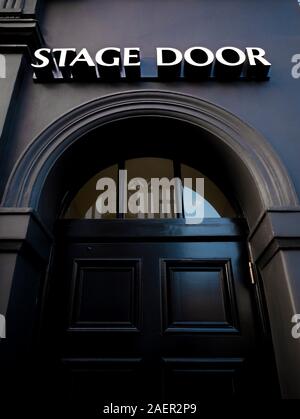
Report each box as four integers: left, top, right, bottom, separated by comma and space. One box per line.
163, 358, 245, 400
161, 259, 239, 334
62, 358, 144, 405
68, 258, 142, 333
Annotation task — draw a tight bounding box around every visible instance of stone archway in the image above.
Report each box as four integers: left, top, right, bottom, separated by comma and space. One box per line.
2, 90, 298, 227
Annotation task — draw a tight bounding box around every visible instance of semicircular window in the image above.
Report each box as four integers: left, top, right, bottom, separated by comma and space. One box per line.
64, 158, 237, 220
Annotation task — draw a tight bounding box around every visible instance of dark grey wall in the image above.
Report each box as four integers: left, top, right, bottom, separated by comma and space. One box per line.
0, 0, 300, 202
1, 1, 300, 400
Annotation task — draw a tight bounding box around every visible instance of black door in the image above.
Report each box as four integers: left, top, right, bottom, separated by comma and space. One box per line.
40, 218, 278, 411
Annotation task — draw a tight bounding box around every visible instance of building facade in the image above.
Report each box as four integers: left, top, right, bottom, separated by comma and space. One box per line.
1, 0, 300, 410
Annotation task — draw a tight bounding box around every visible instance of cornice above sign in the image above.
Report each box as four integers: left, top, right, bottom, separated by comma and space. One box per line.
32, 46, 271, 82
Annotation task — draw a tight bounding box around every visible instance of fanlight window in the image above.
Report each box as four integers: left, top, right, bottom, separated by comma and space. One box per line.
64, 158, 237, 220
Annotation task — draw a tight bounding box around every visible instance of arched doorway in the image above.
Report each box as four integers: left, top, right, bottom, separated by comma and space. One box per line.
1, 91, 299, 407
36, 115, 281, 409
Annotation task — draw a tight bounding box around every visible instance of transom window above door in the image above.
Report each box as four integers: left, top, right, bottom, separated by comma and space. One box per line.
64, 158, 237, 220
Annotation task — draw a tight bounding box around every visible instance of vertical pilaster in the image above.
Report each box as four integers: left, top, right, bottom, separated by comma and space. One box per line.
250, 209, 300, 398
